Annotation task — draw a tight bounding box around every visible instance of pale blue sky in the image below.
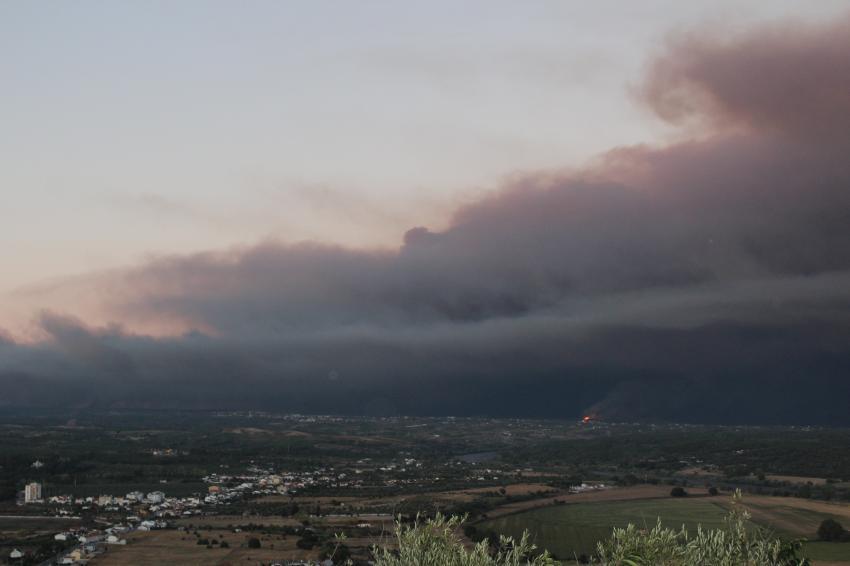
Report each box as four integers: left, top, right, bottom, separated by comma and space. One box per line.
1, 0, 847, 298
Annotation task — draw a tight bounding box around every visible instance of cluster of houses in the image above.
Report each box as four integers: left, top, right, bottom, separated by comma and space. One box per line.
43, 489, 207, 519
201, 462, 371, 503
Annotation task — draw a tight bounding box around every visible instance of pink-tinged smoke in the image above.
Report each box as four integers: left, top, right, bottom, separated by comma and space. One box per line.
3, 13, 850, 422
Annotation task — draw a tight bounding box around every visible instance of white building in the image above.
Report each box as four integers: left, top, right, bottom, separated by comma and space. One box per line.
146, 491, 165, 504
24, 482, 42, 503
126, 490, 145, 502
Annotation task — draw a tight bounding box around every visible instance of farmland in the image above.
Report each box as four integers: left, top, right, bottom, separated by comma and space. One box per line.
90, 528, 320, 566
479, 495, 730, 559
479, 492, 850, 564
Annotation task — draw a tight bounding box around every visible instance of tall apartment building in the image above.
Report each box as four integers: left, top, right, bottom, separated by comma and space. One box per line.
24, 482, 42, 503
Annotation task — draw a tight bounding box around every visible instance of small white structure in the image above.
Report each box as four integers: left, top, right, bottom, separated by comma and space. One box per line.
54, 533, 68, 541
10, 549, 23, 559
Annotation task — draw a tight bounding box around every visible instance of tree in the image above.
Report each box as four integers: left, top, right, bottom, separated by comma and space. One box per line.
321, 539, 351, 564
296, 537, 315, 550
334, 543, 351, 563
670, 487, 687, 497
708, 487, 719, 496
818, 518, 847, 542
621, 473, 640, 486
247, 537, 261, 549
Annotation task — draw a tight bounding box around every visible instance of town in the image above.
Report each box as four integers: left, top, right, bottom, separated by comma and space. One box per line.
4, 410, 850, 564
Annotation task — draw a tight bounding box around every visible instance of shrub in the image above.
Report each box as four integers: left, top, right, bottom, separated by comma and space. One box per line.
247, 537, 261, 549
818, 518, 847, 541
372, 514, 554, 566
596, 491, 810, 565
670, 487, 688, 497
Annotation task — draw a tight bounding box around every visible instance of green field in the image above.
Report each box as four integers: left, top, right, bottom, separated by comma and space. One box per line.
480, 497, 850, 563
802, 541, 850, 562
480, 498, 730, 558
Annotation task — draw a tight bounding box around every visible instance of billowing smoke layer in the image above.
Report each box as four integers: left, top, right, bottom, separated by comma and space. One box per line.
3, 15, 850, 422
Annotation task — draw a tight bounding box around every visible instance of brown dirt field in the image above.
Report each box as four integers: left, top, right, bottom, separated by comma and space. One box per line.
175, 512, 395, 530
717, 495, 850, 537
259, 495, 363, 505
91, 529, 318, 565
677, 467, 719, 477
726, 502, 813, 537
174, 515, 301, 528
746, 495, 850, 519
442, 482, 555, 499
319, 514, 395, 526
269, 483, 557, 508
290, 493, 407, 510
567, 485, 700, 503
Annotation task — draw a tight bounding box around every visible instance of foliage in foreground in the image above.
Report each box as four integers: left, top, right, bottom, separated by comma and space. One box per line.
595, 500, 809, 565
372, 514, 555, 566
372, 492, 810, 566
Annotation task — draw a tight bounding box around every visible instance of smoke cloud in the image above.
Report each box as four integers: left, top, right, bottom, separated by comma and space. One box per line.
4, 14, 850, 423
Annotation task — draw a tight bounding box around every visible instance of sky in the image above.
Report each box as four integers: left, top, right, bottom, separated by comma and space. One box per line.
2, 2, 850, 422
